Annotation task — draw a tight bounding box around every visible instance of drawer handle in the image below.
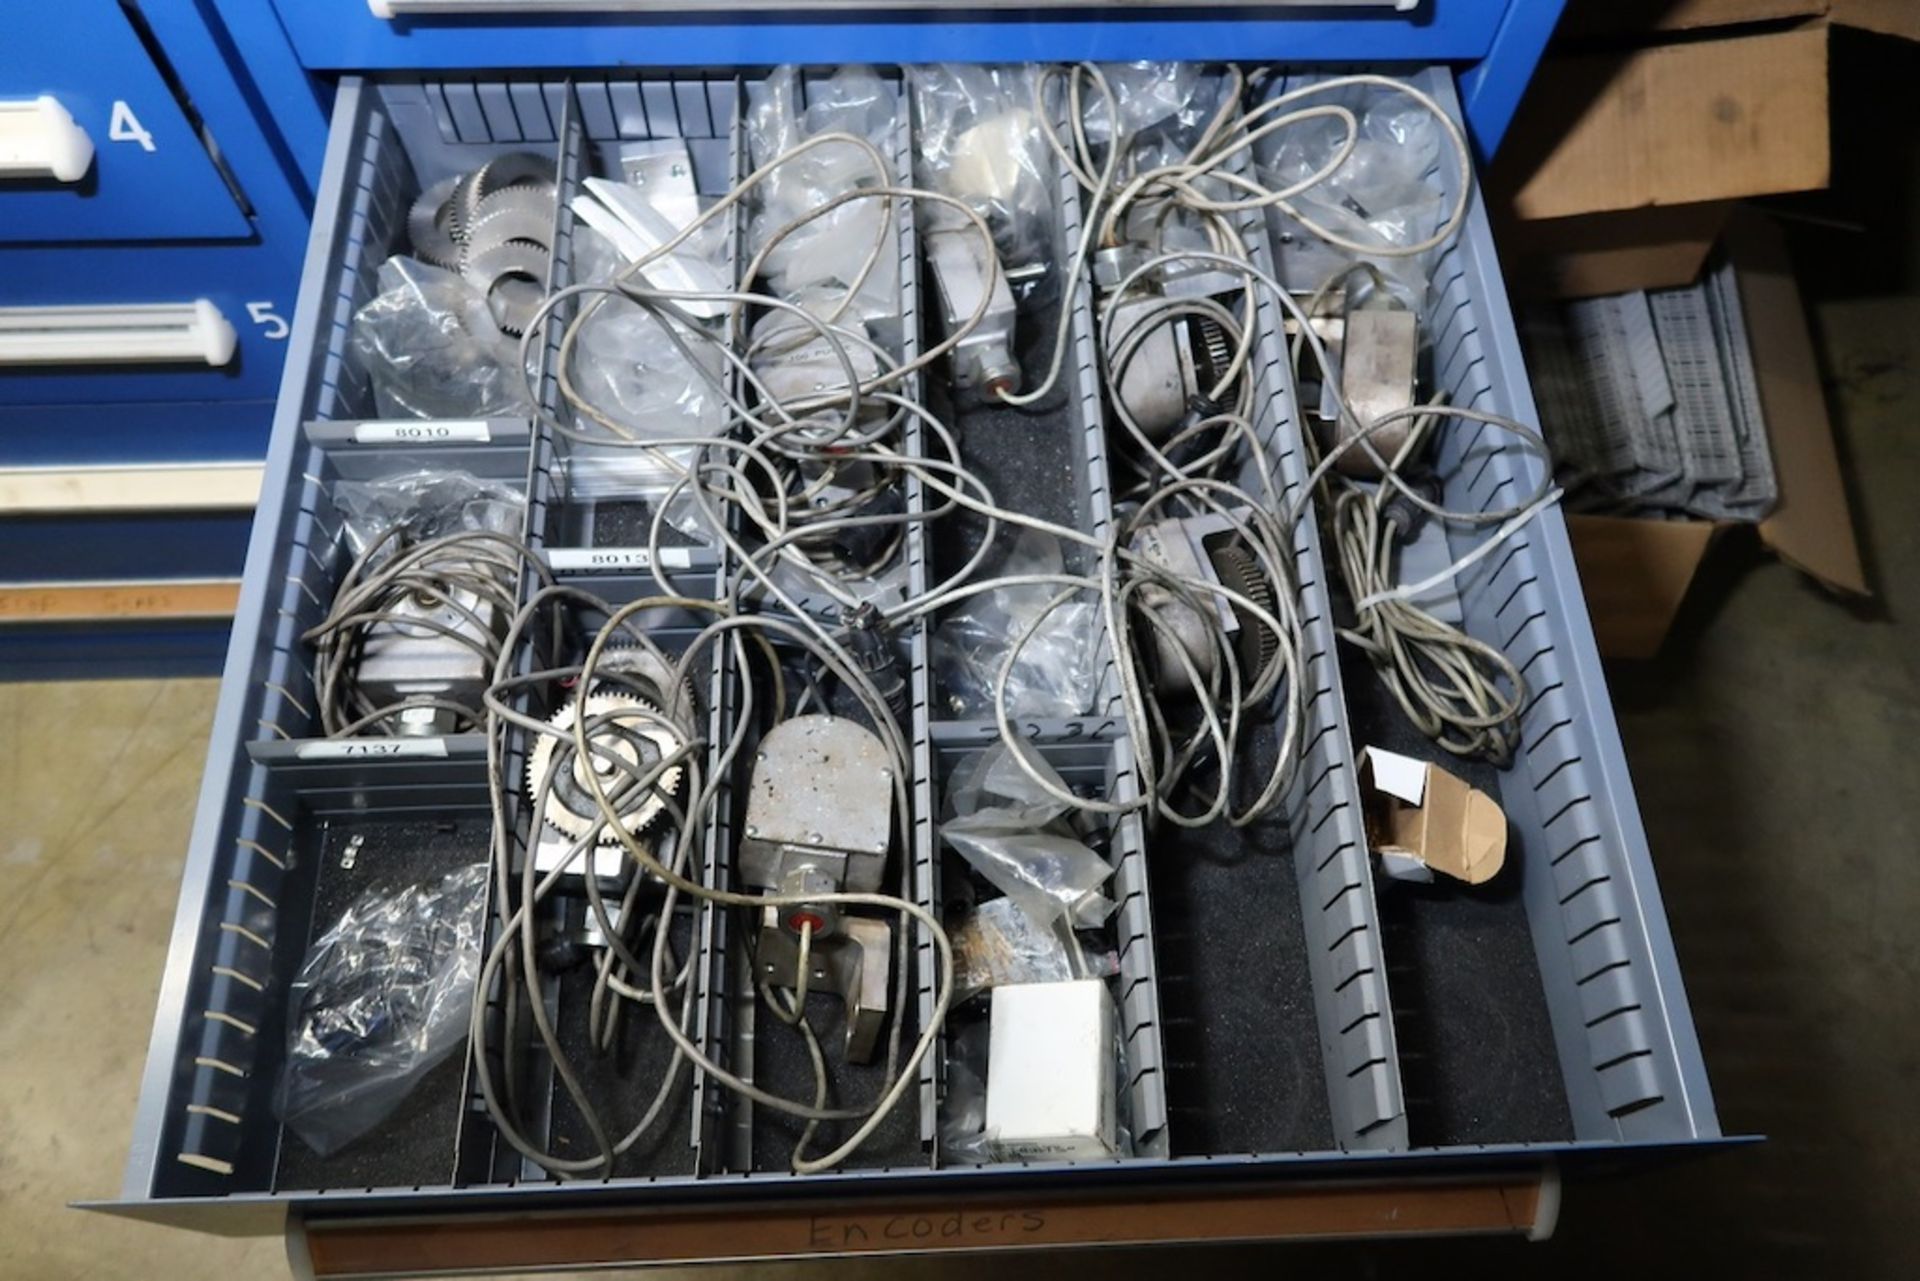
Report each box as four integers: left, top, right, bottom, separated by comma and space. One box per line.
0, 96, 94, 183
0, 301, 237, 367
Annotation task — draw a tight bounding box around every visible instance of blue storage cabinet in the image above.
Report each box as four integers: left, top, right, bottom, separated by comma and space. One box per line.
0, 1, 316, 676
264, 0, 1562, 151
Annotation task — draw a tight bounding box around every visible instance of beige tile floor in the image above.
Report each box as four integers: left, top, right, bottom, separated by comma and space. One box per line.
0, 678, 286, 1278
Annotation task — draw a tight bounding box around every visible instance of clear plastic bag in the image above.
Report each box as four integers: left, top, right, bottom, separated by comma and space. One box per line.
274, 863, 489, 1156
746, 66, 899, 320
333, 469, 526, 561
569, 229, 729, 446
1081, 62, 1207, 146
933, 530, 1098, 719
350, 257, 535, 421
1260, 86, 1449, 310
941, 743, 1116, 930
937, 1018, 994, 1165
951, 896, 1076, 1002
909, 64, 1051, 268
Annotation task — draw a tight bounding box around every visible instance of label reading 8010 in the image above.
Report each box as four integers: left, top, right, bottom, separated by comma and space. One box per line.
353, 421, 492, 444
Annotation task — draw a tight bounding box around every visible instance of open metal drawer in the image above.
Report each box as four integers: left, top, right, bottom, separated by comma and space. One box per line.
102, 62, 1724, 1261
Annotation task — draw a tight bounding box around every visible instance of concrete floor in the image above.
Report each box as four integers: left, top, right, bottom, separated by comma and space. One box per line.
5, 48, 1917, 1281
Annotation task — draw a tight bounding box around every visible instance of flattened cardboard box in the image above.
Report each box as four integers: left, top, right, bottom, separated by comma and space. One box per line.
1565, 211, 1867, 660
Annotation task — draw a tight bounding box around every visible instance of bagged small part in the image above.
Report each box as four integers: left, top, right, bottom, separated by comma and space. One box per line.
745, 66, 899, 321
1261, 85, 1448, 310
350, 257, 535, 421
933, 530, 1098, 719
274, 863, 489, 1156
333, 469, 526, 562
909, 64, 1052, 267
941, 743, 1117, 930
1079, 62, 1207, 145
568, 230, 729, 444
951, 896, 1077, 1001
937, 1018, 994, 1165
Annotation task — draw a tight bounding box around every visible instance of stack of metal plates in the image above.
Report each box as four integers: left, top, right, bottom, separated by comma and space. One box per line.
1520, 260, 1777, 521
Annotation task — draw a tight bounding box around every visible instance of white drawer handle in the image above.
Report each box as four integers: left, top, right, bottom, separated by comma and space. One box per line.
0, 96, 94, 183
0, 301, 238, 367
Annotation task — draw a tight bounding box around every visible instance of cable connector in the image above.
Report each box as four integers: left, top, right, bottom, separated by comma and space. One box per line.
841, 602, 908, 722
1379, 474, 1441, 541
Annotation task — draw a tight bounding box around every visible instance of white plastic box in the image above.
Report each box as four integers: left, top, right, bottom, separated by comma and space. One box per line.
986, 980, 1118, 1161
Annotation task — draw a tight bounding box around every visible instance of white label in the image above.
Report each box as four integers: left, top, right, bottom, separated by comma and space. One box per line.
353, 420, 491, 444
109, 101, 156, 152
296, 737, 450, 760
246, 301, 290, 340
548, 546, 695, 572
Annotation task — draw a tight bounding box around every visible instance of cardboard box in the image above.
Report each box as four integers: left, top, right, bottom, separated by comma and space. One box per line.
1830, 0, 1920, 41
1502, 201, 1733, 301
1561, 0, 1827, 38
985, 980, 1117, 1161
1494, 25, 1830, 299
1359, 749, 1508, 885
1564, 212, 1867, 659
1499, 26, 1830, 221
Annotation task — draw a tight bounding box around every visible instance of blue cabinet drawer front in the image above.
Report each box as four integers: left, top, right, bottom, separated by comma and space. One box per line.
0, 399, 274, 469
0, 0, 254, 243
0, 242, 297, 408
270, 0, 1506, 69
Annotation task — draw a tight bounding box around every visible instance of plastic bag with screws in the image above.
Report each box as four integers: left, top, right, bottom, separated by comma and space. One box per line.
941, 743, 1116, 930
332, 469, 526, 563
349, 257, 535, 421
274, 863, 489, 1156
933, 530, 1098, 719
909, 64, 1052, 269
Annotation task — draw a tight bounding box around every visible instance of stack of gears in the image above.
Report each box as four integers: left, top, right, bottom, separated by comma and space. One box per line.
406, 152, 559, 338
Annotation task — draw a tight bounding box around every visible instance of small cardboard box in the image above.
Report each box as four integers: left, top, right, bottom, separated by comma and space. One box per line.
1562, 212, 1867, 659
1494, 25, 1830, 300
1359, 748, 1508, 885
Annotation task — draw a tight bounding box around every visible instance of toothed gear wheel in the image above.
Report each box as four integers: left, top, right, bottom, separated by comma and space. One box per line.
458, 152, 554, 238
1209, 540, 1281, 678
1193, 316, 1234, 385
526, 688, 685, 846
406, 175, 467, 270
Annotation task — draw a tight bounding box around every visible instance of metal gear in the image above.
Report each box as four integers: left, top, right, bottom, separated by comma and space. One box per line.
462, 185, 557, 265
525, 687, 686, 847
1208, 539, 1281, 679
406, 175, 466, 270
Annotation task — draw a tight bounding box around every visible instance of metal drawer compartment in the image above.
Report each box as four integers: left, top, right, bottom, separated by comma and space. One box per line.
1252, 69, 1720, 1151
111, 63, 1720, 1236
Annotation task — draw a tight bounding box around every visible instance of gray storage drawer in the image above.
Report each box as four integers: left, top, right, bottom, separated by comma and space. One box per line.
110, 64, 1720, 1236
